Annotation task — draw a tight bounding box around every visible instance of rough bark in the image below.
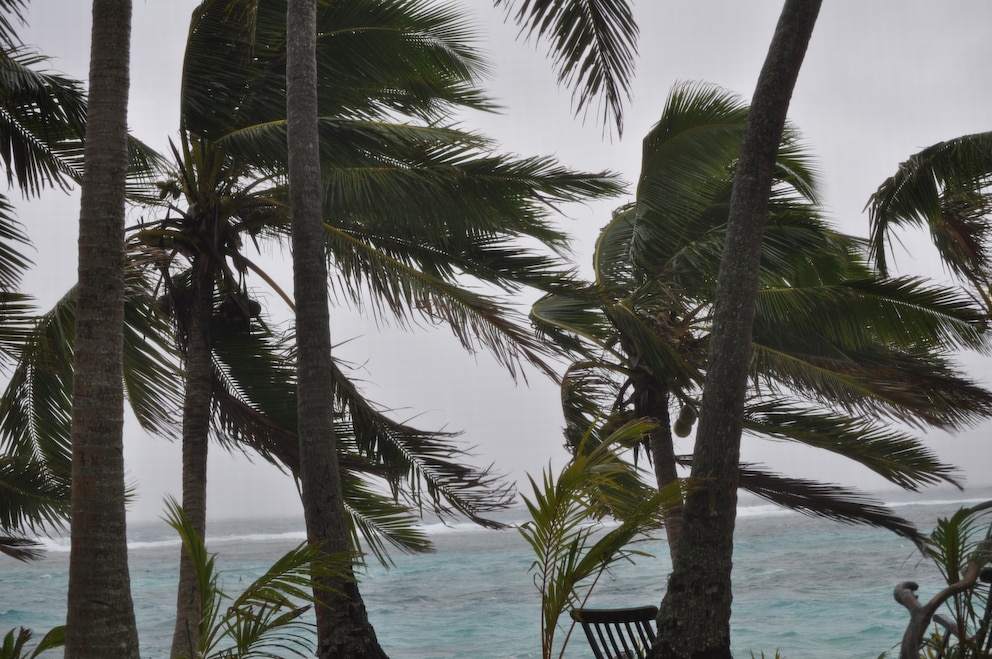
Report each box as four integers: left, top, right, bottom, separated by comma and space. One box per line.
286, 1, 387, 656
170, 279, 213, 658
651, 2, 821, 657
64, 0, 140, 657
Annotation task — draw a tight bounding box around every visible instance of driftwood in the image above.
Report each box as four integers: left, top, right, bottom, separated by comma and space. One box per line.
893, 561, 985, 659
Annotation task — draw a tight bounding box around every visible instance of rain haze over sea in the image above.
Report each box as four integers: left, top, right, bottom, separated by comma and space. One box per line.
2, 487, 990, 658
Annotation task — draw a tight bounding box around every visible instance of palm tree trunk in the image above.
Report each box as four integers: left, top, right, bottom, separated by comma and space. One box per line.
170, 278, 213, 658
647, 412, 682, 558
651, 2, 821, 657
633, 380, 683, 557
286, 1, 387, 656
64, 1, 140, 656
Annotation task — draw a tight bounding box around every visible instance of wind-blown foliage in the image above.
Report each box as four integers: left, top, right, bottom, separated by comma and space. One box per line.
532, 83, 992, 553
494, 0, 638, 135
868, 131, 992, 314
137, 0, 622, 547
0, 0, 166, 562
0, 267, 182, 546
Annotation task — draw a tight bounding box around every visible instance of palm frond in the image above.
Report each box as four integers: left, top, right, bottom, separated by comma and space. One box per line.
183, 0, 492, 140
0, 0, 26, 50
326, 224, 562, 380
558, 361, 629, 450
0, 625, 64, 658
121, 267, 184, 436
340, 477, 432, 566
0, 455, 68, 534
531, 288, 619, 358
519, 421, 679, 659
332, 360, 516, 528
495, 0, 637, 135
207, 318, 513, 555
0, 47, 88, 195
0, 195, 32, 293
867, 131, 992, 279
743, 400, 960, 490
0, 266, 181, 517
677, 457, 926, 548
0, 288, 75, 476
924, 500, 992, 583
755, 275, 988, 358
230, 117, 620, 260
0, 291, 36, 365
631, 82, 821, 278
0, 535, 43, 562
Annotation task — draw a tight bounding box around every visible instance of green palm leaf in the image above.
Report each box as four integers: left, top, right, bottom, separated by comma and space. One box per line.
676, 456, 926, 547
0, 47, 87, 195
207, 314, 510, 558
340, 476, 431, 565
495, 0, 637, 135
0, 0, 26, 50
0, 264, 181, 537
742, 400, 959, 490
868, 131, 992, 283
519, 419, 681, 659
183, 0, 492, 140
0, 196, 31, 294
0, 454, 67, 536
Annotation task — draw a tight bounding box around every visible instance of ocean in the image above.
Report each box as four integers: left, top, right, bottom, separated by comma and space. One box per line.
2, 487, 990, 658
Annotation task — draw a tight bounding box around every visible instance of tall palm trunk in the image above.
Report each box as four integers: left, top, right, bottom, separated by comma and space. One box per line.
651, 2, 821, 657
286, 1, 387, 656
170, 273, 214, 658
64, 0, 140, 657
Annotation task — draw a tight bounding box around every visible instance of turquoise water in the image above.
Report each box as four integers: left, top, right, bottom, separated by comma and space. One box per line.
1, 489, 989, 658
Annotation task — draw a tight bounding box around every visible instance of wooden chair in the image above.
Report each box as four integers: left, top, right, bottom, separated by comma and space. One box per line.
570, 605, 658, 659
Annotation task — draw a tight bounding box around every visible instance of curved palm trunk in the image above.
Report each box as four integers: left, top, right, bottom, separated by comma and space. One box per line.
170, 279, 213, 658
286, 1, 387, 657
650, 406, 682, 561
651, 3, 821, 657
629, 371, 682, 556
64, 1, 140, 657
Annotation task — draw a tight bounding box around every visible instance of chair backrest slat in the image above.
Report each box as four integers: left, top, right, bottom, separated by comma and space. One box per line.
571, 606, 658, 659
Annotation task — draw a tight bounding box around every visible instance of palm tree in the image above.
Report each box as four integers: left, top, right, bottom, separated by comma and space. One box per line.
138, 1, 620, 652
653, 5, 822, 654
499, 2, 830, 654
286, 0, 385, 654
533, 82, 992, 560
867, 131, 992, 316
63, 0, 140, 656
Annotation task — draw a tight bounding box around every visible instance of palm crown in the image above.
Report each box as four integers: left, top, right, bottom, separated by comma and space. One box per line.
532, 83, 992, 553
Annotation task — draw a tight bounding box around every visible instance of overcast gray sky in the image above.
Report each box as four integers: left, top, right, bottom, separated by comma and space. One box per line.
14, 1, 992, 522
